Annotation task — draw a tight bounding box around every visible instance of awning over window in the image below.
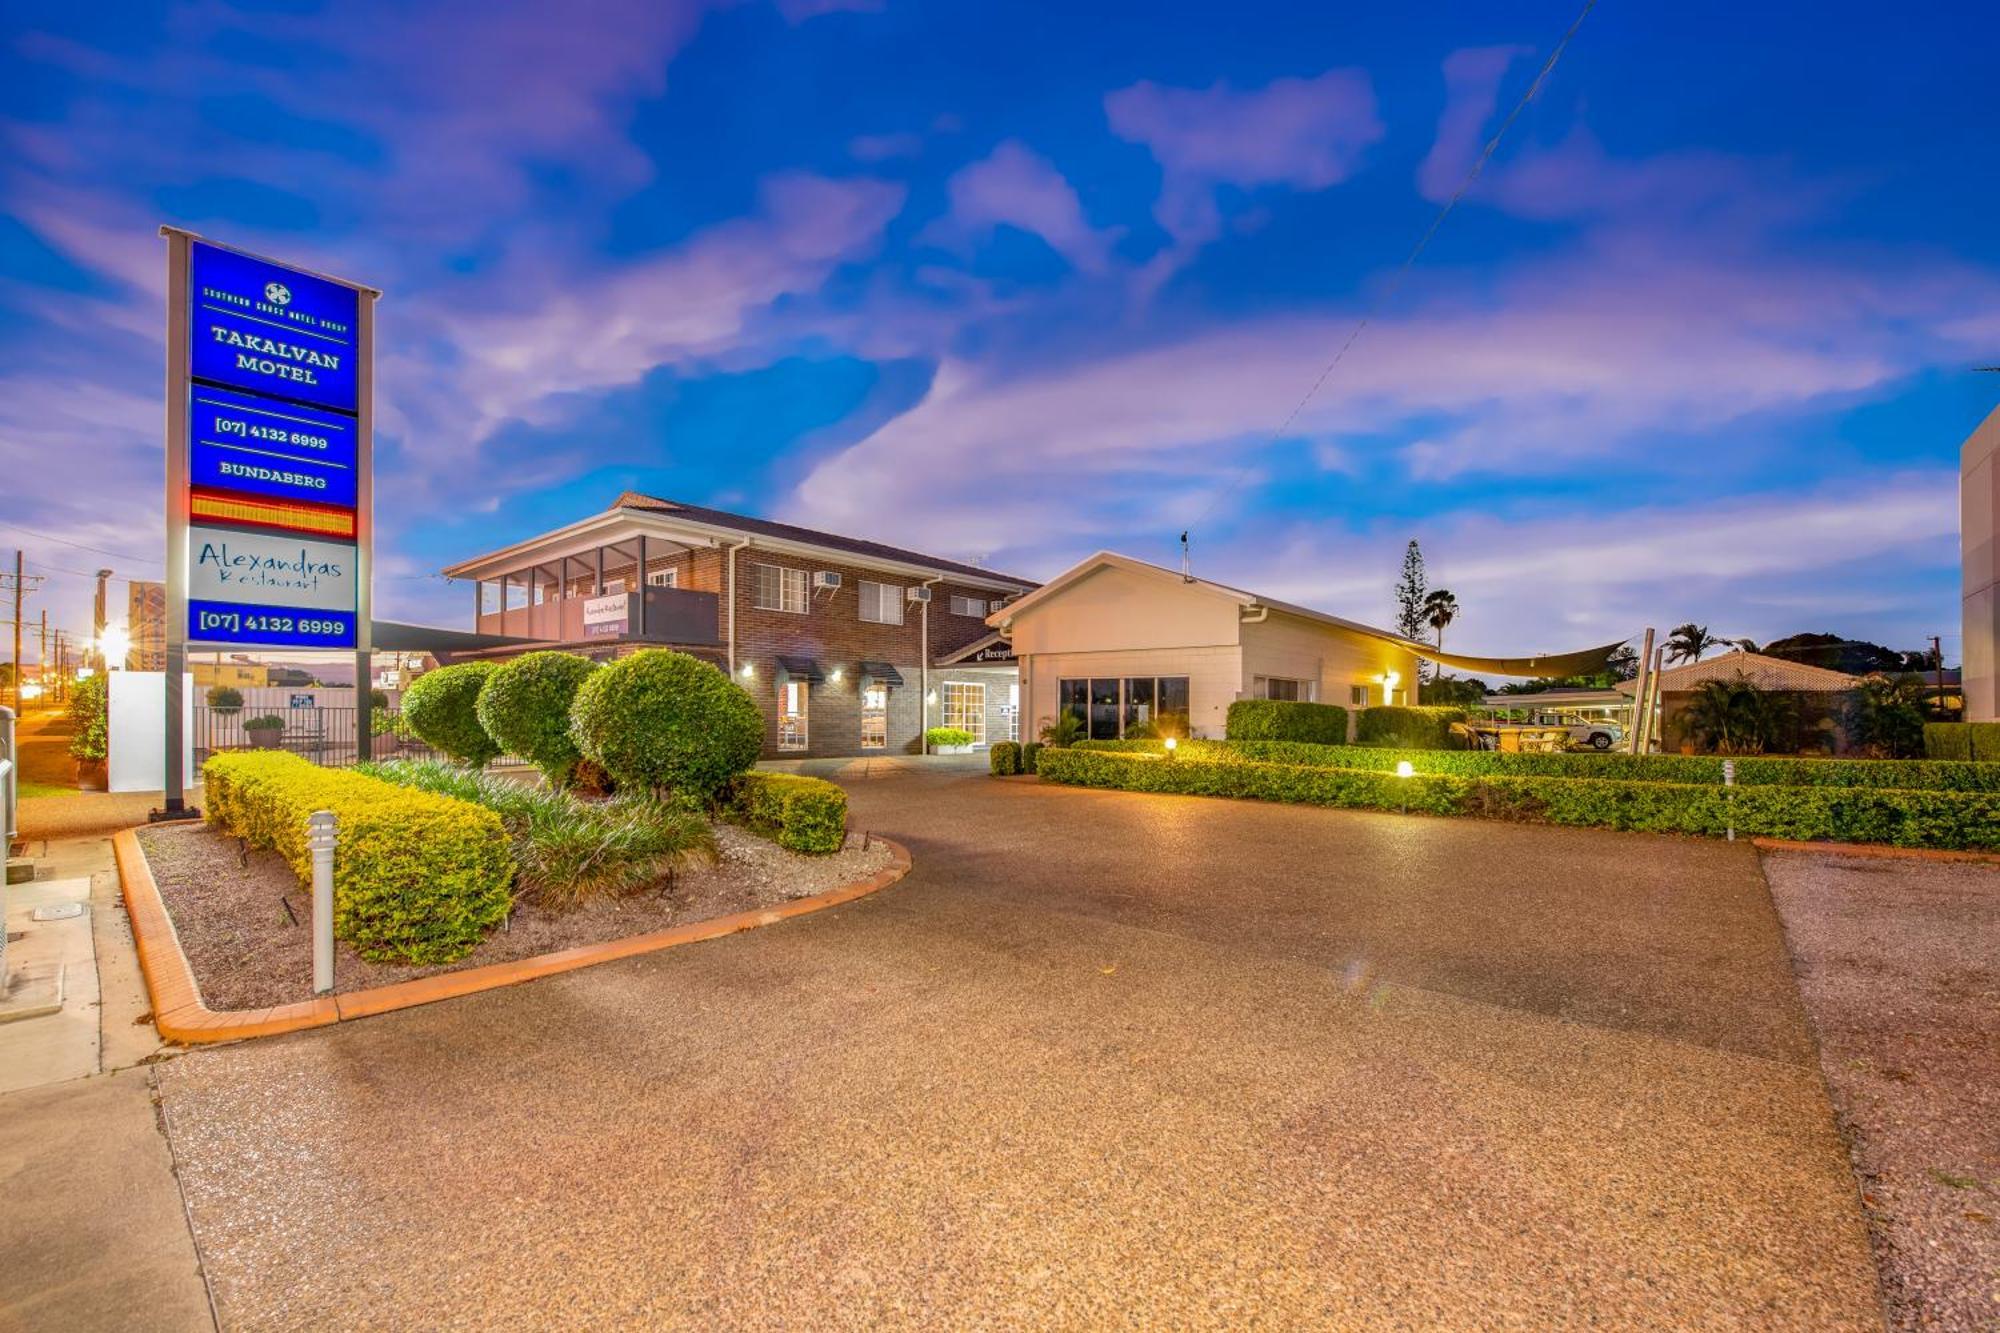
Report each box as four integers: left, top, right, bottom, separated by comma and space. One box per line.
859, 660, 904, 687
776, 655, 825, 683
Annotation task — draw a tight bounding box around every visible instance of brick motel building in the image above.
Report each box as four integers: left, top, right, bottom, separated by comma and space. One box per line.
440, 493, 1035, 759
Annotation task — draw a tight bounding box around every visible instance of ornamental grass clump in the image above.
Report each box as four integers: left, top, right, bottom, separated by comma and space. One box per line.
360, 759, 716, 910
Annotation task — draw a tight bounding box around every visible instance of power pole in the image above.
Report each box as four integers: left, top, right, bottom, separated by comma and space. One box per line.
10, 550, 20, 713
37, 610, 46, 703
1932, 634, 1947, 718
92, 568, 112, 673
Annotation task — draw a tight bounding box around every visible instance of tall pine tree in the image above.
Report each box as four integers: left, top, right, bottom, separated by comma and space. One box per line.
1394, 540, 1431, 685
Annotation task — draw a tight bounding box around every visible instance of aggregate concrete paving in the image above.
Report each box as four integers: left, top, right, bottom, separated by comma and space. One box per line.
153, 766, 1883, 1329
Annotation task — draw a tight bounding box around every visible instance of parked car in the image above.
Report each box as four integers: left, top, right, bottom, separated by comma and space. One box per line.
1561, 720, 1624, 751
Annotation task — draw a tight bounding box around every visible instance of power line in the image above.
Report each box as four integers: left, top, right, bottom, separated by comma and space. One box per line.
0, 517, 162, 567
1190, 0, 1599, 531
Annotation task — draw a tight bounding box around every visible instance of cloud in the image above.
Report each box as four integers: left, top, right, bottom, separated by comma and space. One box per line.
1417, 45, 1530, 201
926, 140, 1117, 273
1105, 68, 1383, 289
774, 0, 883, 21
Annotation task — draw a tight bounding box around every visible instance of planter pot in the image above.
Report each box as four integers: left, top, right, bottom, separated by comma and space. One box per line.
75, 757, 108, 792
935, 744, 974, 755
246, 728, 284, 750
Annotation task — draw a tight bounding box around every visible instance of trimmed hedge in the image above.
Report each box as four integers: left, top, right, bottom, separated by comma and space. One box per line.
724, 771, 848, 854
571, 650, 762, 806
1021, 741, 1044, 774
989, 741, 1023, 775
202, 751, 513, 962
1355, 705, 1468, 750
1225, 699, 1348, 743
1035, 748, 2000, 849
401, 662, 502, 767
475, 651, 598, 786
1073, 738, 2000, 793
1924, 722, 2000, 762
926, 726, 975, 748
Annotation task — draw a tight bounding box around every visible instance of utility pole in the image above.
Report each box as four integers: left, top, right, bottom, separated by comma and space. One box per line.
92, 568, 112, 673
1932, 634, 1948, 718
10, 550, 20, 713
37, 610, 46, 704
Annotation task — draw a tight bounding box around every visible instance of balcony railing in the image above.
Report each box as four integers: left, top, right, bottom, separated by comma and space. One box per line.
475, 585, 721, 646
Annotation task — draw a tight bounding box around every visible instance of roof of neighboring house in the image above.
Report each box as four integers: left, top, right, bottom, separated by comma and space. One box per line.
1616, 650, 1861, 695
991, 551, 1627, 680
610, 493, 1037, 588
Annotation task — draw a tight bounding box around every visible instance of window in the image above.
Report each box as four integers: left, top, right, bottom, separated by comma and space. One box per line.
998, 683, 1019, 742
949, 594, 986, 618
858, 580, 904, 625
1350, 685, 1368, 706
942, 681, 986, 744
1060, 676, 1191, 740
647, 568, 678, 588
861, 683, 888, 749
604, 578, 626, 594
753, 563, 808, 613
777, 680, 808, 750
1254, 676, 1305, 702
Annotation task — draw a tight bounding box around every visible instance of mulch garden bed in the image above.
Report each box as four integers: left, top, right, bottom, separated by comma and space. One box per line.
136, 820, 893, 1010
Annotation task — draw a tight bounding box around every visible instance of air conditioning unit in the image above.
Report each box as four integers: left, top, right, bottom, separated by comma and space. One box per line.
905, 586, 932, 603
812, 571, 842, 592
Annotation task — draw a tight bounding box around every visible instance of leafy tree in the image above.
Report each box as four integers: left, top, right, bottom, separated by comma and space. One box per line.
1761, 632, 1913, 677
1665, 623, 1722, 665
1845, 672, 1927, 758
569, 650, 761, 806
1423, 674, 1489, 708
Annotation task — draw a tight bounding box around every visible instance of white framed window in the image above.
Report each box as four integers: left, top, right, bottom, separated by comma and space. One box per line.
948, 594, 986, 618
1255, 676, 1306, 702
753, 563, 808, 613
858, 580, 904, 625
646, 568, 678, 588
861, 683, 888, 749
778, 681, 808, 751
942, 681, 986, 744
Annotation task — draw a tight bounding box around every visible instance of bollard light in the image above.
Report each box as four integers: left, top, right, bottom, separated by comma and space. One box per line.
1395, 760, 1414, 778
1164, 737, 1178, 759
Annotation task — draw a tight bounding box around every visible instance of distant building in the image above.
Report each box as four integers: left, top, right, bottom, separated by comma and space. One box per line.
192, 661, 268, 689
127, 580, 166, 671
1616, 650, 1860, 753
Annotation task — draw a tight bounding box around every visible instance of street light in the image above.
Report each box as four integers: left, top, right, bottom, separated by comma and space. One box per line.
99, 625, 130, 670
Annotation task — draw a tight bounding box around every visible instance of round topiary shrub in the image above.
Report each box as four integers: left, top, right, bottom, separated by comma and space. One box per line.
475, 651, 599, 787
570, 649, 761, 805
400, 661, 501, 767
206, 685, 244, 713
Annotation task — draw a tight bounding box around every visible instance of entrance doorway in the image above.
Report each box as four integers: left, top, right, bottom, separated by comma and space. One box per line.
861, 683, 887, 749
942, 681, 987, 745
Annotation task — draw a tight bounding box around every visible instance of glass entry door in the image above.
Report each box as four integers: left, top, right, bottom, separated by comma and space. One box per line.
860, 683, 887, 749
1088, 678, 1120, 740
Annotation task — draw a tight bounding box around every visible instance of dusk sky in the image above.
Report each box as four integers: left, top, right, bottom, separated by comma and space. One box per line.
3, 1, 1995, 664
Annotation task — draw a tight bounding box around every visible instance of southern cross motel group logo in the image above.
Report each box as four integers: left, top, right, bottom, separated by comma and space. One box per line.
264, 281, 291, 307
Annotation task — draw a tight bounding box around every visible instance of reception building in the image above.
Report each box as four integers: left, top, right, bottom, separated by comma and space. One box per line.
440, 493, 1036, 758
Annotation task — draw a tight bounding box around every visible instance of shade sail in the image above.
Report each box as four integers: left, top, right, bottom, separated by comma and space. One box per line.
1417, 639, 1630, 680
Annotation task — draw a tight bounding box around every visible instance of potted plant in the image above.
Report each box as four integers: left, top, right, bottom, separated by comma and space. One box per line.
244, 714, 286, 749
925, 725, 976, 755
206, 684, 244, 714
68, 673, 109, 791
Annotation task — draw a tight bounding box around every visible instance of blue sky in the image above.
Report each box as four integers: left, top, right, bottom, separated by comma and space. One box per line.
2, 0, 1996, 663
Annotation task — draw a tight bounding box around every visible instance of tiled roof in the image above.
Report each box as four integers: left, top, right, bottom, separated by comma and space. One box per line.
612, 492, 1036, 588
1617, 650, 1861, 694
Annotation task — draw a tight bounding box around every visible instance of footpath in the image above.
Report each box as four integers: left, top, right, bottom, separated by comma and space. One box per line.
2, 795, 215, 1330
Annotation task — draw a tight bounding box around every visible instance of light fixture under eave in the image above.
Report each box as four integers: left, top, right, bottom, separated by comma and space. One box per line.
738, 663, 754, 678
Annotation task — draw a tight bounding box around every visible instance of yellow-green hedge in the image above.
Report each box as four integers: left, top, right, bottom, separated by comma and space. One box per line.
723, 771, 847, 854
203, 752, 514, 963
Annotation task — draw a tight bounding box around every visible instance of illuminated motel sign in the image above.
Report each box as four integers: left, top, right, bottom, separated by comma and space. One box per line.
159, 228, 377, 815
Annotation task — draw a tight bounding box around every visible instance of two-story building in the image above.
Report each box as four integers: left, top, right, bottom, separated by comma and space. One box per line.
439, 493, 1036, 758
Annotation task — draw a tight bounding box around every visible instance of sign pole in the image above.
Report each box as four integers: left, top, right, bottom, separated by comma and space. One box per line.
159, 227, 196, 820
353, 283, 376, 763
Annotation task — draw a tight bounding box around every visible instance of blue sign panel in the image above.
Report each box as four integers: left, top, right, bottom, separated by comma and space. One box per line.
188, 242, 360, 414
188, 599, 357, 650
190, 386, 358, 508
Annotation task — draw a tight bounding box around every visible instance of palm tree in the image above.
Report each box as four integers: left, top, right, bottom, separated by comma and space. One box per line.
1665, 622, 1721, 665
1422, 589, 1459, 655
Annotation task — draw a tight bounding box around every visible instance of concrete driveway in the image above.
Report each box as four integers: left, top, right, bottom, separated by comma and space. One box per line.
154, 766, 1882, 1328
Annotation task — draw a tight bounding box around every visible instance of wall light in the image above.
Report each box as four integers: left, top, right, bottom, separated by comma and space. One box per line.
1379, 669, 1402, 705
738, 662, 754, 679
829, 667, 843, 682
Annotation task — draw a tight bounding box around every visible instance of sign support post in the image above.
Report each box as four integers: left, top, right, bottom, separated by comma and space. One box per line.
159, 229, 195, 820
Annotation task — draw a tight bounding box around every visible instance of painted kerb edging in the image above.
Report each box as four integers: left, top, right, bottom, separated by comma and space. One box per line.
115, 827, 912, 1043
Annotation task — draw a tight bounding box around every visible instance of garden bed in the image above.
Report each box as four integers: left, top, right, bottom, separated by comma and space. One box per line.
136, 819, 892, 1010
